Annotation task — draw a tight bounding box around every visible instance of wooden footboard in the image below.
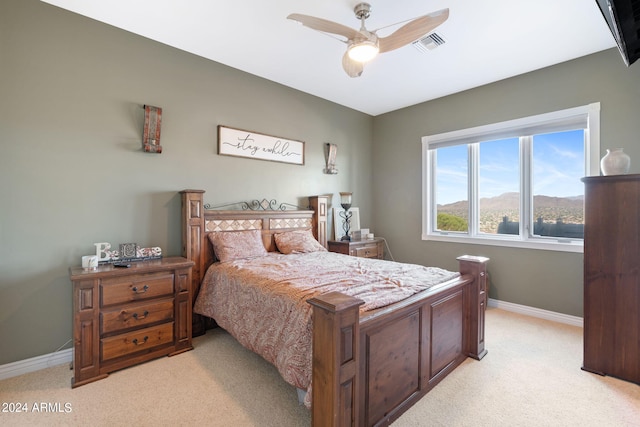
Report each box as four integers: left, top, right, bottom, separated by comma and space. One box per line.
308, 255, 488, 427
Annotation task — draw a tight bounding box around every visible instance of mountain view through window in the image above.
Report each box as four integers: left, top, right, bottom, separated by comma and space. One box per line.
435, 129, 585, 239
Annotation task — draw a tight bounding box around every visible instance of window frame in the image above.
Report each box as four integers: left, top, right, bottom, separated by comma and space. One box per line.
421, 103, 600, 253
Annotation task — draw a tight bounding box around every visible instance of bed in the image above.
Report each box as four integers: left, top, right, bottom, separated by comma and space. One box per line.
180, 190, 488, 426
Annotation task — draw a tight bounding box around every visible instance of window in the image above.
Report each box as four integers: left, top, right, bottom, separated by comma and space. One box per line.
422, 103, 600, 252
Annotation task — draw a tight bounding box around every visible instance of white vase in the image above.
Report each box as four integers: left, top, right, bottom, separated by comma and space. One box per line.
600, 148, 630, 176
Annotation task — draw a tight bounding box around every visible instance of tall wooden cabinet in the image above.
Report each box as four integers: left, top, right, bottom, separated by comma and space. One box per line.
582, 174, 640, 384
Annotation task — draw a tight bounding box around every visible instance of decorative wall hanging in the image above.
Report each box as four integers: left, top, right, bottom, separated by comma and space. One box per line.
142, 105, 162, 153
218, 125, 305, 165
324, 143, 338, 174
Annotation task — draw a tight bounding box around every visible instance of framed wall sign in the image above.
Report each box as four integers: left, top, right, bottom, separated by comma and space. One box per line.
218, 125, 305, 165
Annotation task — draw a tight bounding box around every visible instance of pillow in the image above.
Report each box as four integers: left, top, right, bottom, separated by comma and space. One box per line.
208, 229, 268, 262
274, 229, 327, 254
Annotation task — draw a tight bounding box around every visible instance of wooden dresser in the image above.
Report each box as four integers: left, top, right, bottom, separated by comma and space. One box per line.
69, 257, 194, 387
581, 175, 639, 384
328, 237, 384, 259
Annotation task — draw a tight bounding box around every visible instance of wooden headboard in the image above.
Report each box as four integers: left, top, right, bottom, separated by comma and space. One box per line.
180, 190, 328, 333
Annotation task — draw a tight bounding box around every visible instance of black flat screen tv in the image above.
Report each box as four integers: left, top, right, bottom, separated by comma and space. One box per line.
595, 0, 640, 66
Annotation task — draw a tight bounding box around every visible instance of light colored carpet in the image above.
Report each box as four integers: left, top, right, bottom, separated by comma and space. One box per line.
394, 309, 640, 427
1, 308, 638, 426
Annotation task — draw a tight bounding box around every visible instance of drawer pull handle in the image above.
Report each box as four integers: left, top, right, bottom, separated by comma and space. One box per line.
132, 336, 149, 346
132, 310, 149, 320
132, 285, 149, 294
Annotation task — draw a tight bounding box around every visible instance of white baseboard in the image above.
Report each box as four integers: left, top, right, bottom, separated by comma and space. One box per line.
0, 348, 72, 381
488, 298, 583, 328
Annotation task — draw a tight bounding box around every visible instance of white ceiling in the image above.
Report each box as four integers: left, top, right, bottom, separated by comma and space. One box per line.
41, 0, 616, 116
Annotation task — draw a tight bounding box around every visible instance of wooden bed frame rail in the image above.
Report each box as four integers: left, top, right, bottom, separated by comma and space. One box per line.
180, 189, 488, 427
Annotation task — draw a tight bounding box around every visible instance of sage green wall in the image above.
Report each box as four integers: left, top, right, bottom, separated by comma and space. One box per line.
4, 0, 639, 366
0, 0, 373, 365
372, 48, 640, 318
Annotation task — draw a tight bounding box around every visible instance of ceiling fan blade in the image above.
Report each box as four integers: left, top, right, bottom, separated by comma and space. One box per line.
342, 51, 364, 78
287, 13, 362, 41
378, 8, 449, 53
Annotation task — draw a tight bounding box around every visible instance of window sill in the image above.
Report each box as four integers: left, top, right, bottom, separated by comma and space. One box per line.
423, 233, 583, 253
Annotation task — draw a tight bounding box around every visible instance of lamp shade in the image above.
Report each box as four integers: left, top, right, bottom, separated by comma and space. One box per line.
339, 192, 352, 210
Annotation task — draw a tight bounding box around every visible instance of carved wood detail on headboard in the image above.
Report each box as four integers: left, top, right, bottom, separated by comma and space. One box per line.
180, 190, 327, 336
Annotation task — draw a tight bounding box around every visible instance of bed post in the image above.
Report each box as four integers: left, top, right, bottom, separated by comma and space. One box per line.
308, 292, 364, 427
180, 189, 207, 337
457, 255, 490, 360
309, 195, 328, 248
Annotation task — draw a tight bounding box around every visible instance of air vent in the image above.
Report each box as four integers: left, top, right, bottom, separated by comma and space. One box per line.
412, 32, 446, 53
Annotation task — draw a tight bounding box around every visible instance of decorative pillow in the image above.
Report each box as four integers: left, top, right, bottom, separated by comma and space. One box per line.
274, 229, 327, 254
208, 229, 268, 262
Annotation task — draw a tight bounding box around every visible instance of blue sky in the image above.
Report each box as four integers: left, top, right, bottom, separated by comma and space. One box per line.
435, 129, 585, 205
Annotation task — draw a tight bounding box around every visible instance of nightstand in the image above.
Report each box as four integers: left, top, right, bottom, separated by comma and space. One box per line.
69, 256, 194, 388
328, 237, 384, 259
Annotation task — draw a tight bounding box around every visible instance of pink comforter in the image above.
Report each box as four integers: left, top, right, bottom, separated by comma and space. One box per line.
193, 251, 459, 407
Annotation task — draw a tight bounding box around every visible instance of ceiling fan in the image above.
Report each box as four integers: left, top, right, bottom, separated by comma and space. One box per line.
287, 3, 449, 78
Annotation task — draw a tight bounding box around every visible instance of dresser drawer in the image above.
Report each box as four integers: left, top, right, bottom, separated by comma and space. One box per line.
101, 299, 174, 334
101, 272, 174, 306
101, 322, 174, 361
70, 257, 194, 388
329, 238, 384, 260
354, 244, 379, 258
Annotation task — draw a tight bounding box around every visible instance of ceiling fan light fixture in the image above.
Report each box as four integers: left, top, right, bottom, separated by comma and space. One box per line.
289, 4, 449, 77
348, 40, 379, 62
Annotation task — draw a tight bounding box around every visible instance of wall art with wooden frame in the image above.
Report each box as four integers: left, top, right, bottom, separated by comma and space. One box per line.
217, 125, 305, 165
